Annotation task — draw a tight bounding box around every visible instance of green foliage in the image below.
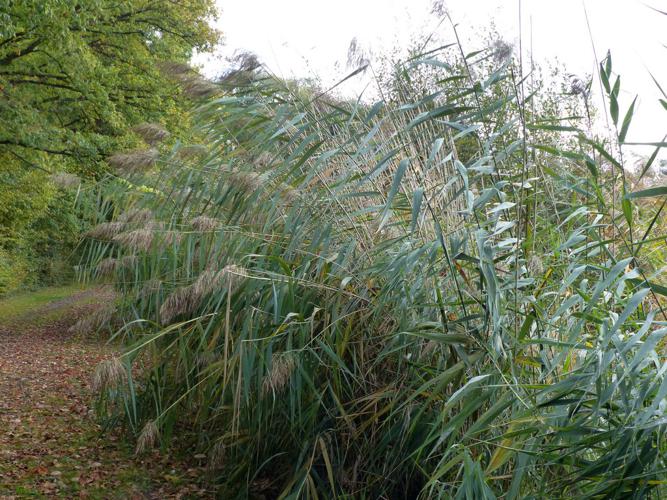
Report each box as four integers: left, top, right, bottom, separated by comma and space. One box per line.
0, 164, 51, 293
0, 0, 219, 293
82, 35, 666, 498
0, 164, 53, 235
0, 247, 27, 295
0, 283, 85, 319
0, 172, 85, 294
0, 0, 218, 172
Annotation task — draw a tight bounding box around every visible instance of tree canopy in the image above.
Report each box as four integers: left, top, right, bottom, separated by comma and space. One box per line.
0, 0, 219, 293
0, 0, 218, 175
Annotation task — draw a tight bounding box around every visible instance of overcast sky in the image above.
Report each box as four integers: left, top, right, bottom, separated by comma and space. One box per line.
196, 0, 666, 161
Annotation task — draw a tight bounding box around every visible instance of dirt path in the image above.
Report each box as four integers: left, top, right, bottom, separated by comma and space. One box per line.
0, 287, 211, 499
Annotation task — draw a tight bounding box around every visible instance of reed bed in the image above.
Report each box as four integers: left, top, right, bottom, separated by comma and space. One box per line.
78, 31, 667, 498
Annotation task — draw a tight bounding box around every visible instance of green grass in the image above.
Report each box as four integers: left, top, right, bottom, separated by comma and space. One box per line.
0, 284, 87, 322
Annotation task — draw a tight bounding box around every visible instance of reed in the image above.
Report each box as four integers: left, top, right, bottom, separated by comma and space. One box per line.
79, 22, 667, 498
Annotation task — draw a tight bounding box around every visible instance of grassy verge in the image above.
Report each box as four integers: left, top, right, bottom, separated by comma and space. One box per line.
0, 286, 212, 498
0, 284, 88, 322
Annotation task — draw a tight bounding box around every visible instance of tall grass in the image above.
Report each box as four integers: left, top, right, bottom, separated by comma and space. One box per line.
79, 32, 667, 498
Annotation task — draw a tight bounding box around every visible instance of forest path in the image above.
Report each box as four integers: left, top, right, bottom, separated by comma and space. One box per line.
0, 286, 210, 499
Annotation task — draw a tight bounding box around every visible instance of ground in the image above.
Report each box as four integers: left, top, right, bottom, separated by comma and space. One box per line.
0, 286, 213, 499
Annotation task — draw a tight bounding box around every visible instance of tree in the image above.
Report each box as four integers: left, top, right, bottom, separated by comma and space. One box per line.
0, 0, 219, 293
0, 0, 218, 175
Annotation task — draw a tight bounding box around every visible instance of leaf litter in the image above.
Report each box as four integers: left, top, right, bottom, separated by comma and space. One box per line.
0, 287, 213, 499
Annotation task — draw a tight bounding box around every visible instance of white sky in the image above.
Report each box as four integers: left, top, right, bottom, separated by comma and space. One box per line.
195, 0, 667, 162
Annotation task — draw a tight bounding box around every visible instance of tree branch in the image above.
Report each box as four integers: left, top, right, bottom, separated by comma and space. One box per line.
0, 38, 41, 66
0, 138, 76, 157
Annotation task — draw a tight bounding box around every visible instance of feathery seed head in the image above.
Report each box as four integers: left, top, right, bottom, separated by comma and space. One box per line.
50, 172, 80, 189
86, 221, 125, 240
162, 230, 183, 246
528, 254, 544, 275
159, 61, 193, 78
117, 208, 153, 224
108, 149, 159, 173
227, 51, 260, 73
158, 61, 218, 98
133, 122, 170, 145
192, 264, 245, 303
92, 356, 127, 392
159, 265, 246, 325
190, 215, 220, 232
183, 78, 219, 98
135, 420, 160, 454
491, 39, 513, 63
95, 257, 119, 277
346, 37, 370, 69
262, 353, 295, 395
228, 170, 264, 193
431, 0, 447, 16
68, 304, 116, 335
178, 144, 208, 159
569, 76, 590, 97
254, 152, 273, 169
218, 51, 260, 87
191, 269, 221, 299
159, 286, 193, 325
113, 229, 154, 252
